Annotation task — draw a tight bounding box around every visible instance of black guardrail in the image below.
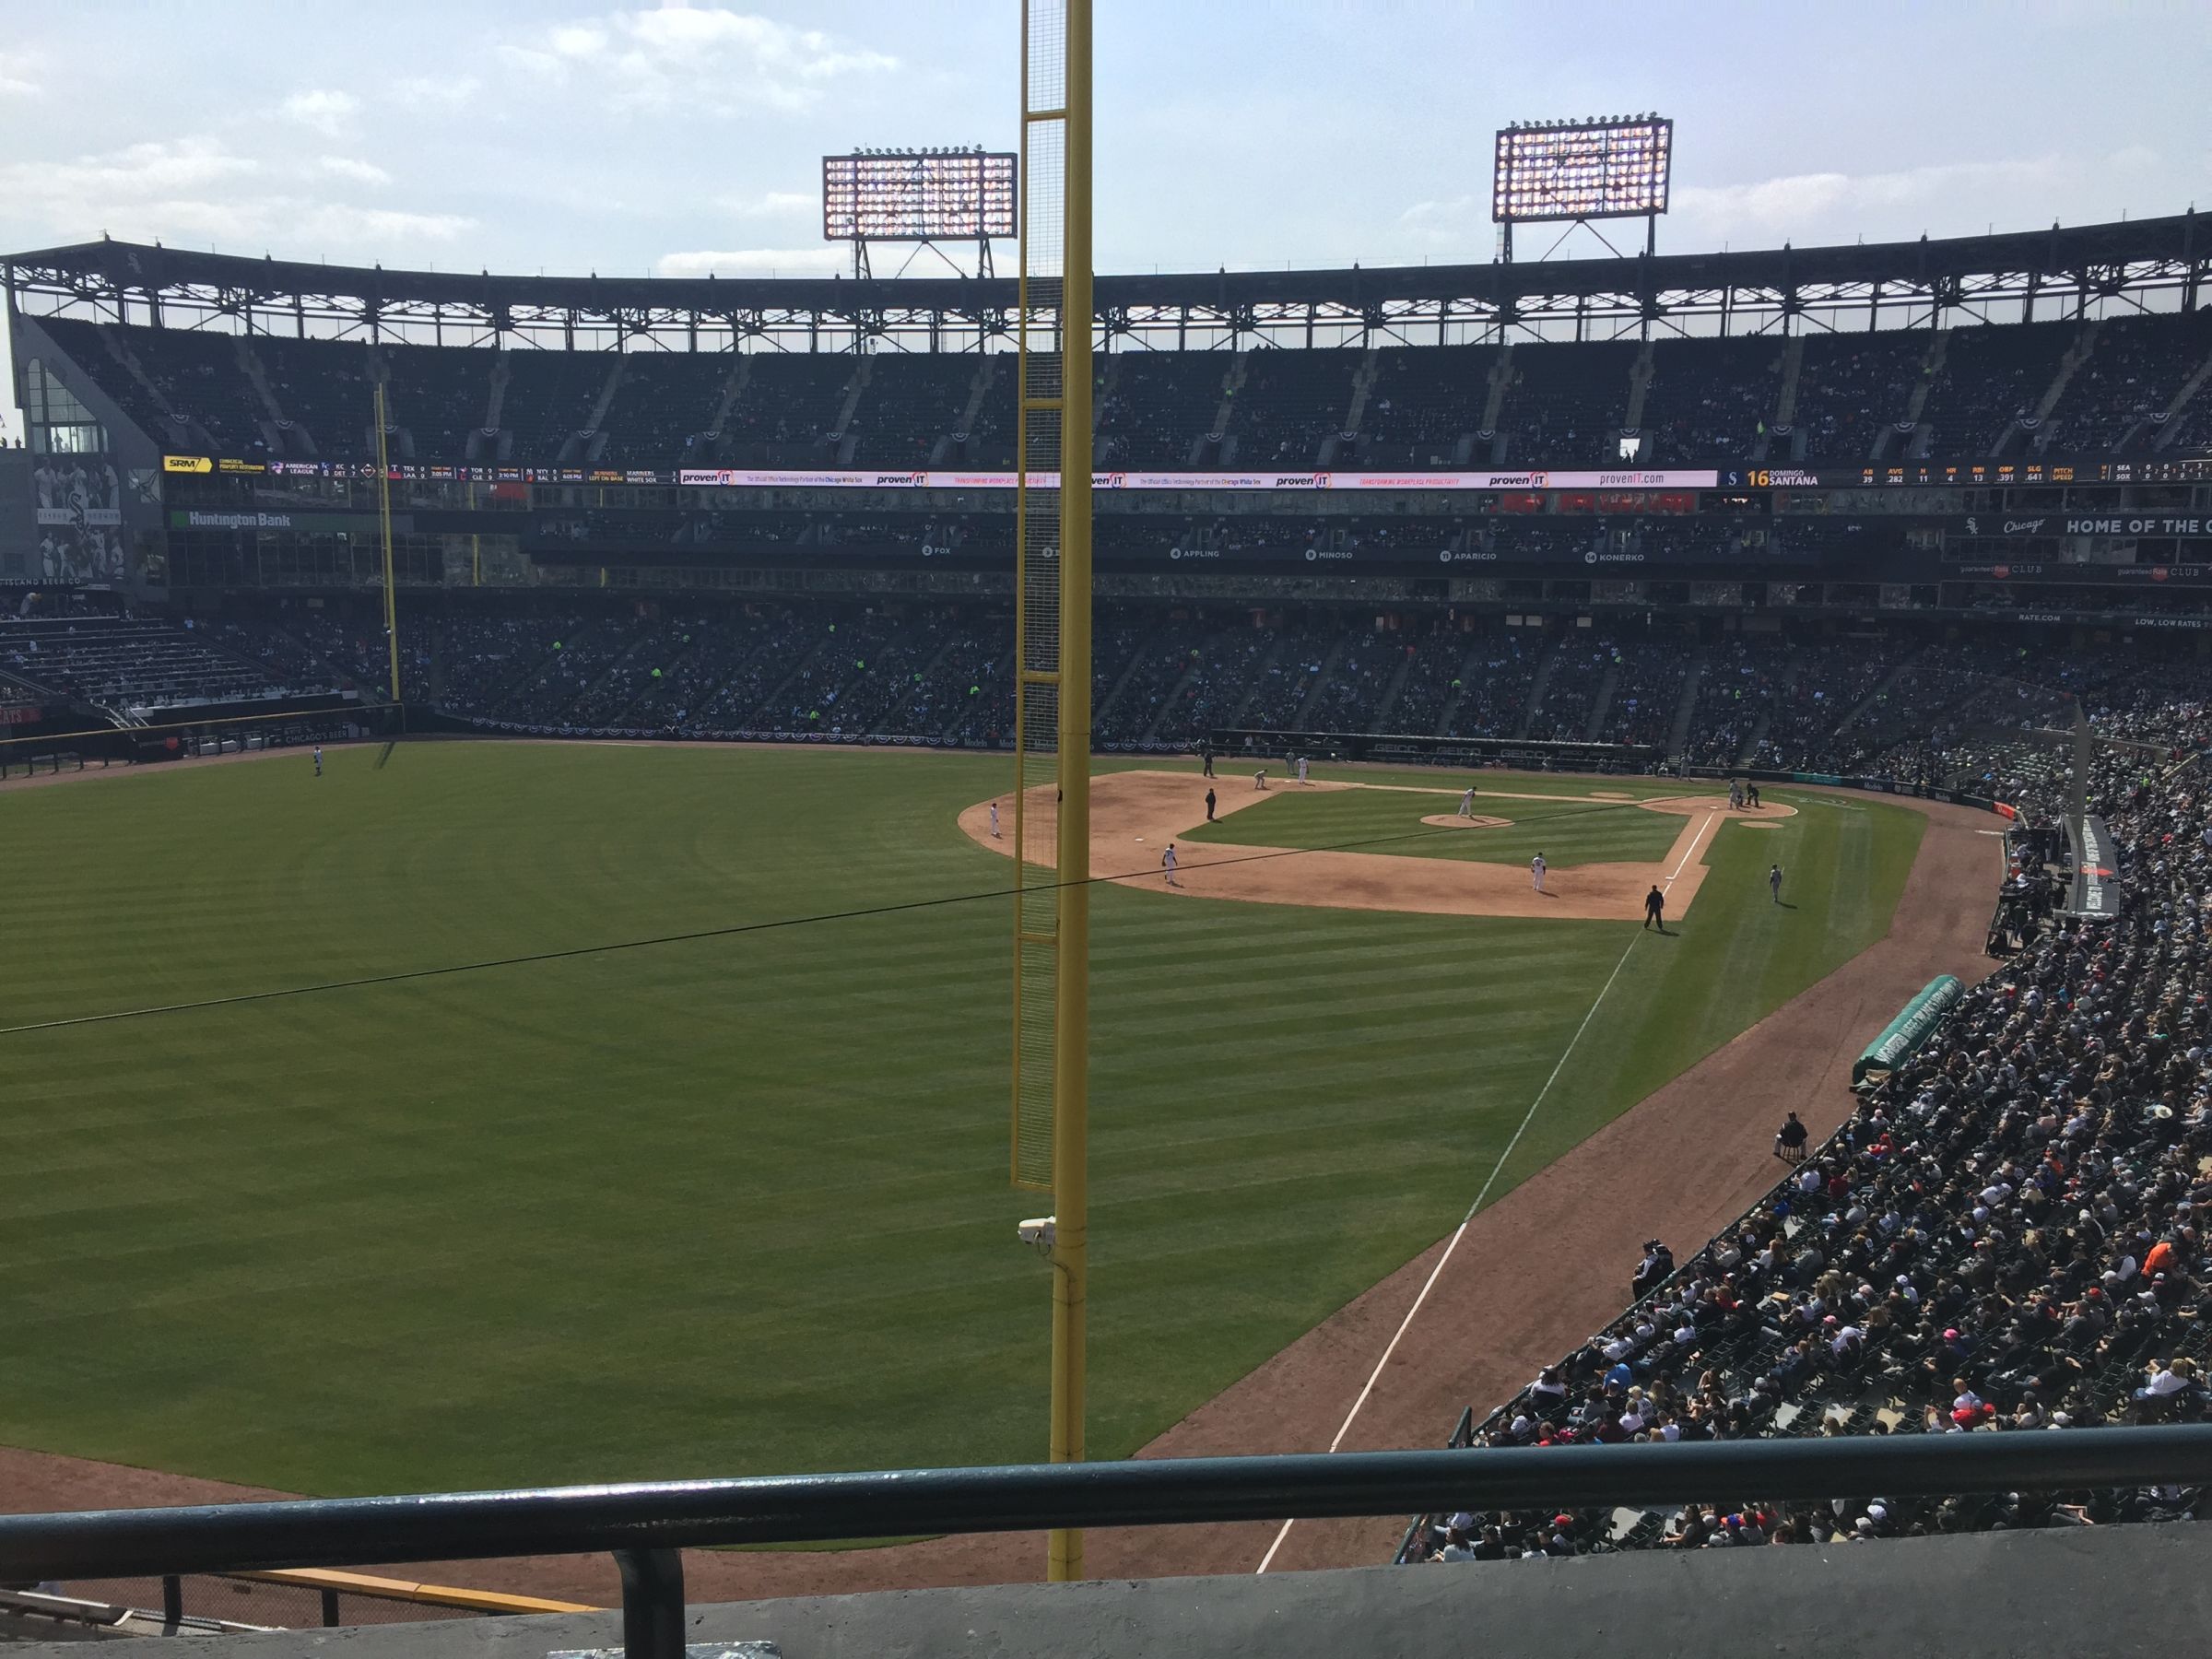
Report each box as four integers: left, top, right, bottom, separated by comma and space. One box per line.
4, 1430, 2211, 1658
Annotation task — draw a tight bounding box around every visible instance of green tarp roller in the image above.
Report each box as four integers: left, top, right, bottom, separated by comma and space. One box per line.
1852, 975, 1963, 1089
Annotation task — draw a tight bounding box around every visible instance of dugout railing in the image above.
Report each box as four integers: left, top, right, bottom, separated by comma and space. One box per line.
4, 1431, 2212, 1659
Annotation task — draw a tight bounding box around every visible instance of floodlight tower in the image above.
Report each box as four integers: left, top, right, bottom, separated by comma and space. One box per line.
820, 147, 1018, 279
1492, 113, 1673, 262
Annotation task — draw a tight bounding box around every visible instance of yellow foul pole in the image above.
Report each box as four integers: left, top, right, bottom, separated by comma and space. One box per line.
373, 382, 403, 715
1047, 0, 1094, 1584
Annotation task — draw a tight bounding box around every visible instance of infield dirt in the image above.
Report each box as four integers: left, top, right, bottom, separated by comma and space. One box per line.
958, 770, 1793, 921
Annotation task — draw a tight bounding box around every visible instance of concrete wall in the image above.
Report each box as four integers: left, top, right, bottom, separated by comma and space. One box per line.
6, 1523, 2206, 1659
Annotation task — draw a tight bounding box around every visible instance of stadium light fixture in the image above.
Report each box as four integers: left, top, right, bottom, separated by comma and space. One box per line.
821, 149, 1018, 244
1491, 113, 1674, 226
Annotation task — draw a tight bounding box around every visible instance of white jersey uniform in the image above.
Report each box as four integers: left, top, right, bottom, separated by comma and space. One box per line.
1296, 757, 1310, 784
1531, 853, 1547, 892
1458, 787, 1475, 818
1162, 844, 1181, 886
990, 803, 1001, 839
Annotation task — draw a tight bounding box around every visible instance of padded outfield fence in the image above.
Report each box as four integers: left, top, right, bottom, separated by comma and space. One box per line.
0, 700, 400, 779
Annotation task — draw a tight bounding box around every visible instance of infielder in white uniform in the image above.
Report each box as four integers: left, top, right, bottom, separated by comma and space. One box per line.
1531, 852, 1547, 892
1162, 841, 1181, 888
1254, 769, 1268, 790
1296, 755, 1310, 785
1458, 785, 1476, 818
990, 800, 1001, 839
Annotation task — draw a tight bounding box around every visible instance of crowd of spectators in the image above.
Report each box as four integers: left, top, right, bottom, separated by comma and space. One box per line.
141, 602, 2212, 782
0, 616, 298, 712
1597, 642, 1696, 747
1527, 634, 1621, 742
30, 306, 2212, 477
1404, 713, 2212, 1567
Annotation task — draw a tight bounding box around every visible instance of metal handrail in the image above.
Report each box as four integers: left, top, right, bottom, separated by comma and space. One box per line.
2, 1429, 2209, 1658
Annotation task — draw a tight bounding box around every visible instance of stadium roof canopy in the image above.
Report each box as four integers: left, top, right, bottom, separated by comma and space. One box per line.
6, 213, 2206, 353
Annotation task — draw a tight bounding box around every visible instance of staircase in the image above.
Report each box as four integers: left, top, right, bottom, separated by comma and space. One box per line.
235, 337, 291, 451
1479, 345, 1515, 459
1874, 329, 1949, 461
749, 630, 841, 727
2150, 344, 2212, 451
96, 325, 194, 446
1290, 636, 1351, 726
1514, 640, 1565, 740
1222, 635, 1291, 729
1368, 638, 1418, 729
609, 633, 704, 725
1206, 350, 1252, 465
1140, 653, 1206, 744
1581, 655, 1624, 742
1093, 624, 1166, 735
1738, 705, 1775, 768
1622, 342, 1657, 456
2013, 319, 2099, 455
1434, 642, 1484, 736
940, 649, 1014, 744
1665, 651, 1707, 758
1765, 338, 1806, 463
829, 359, 875, 465
484, 356, 511, 433
1833, 647, 1926, 741
706, 356, 754, 442
1325, 347, 1382, 465
481, 621, 606, 719
944, 358, 998, 463
565, 625, 658, 718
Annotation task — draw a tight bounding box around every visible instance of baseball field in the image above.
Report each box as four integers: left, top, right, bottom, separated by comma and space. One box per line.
0, 740, 1924, 1503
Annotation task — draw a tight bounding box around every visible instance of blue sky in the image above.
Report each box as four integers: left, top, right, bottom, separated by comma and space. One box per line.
3, 0, 2207, 439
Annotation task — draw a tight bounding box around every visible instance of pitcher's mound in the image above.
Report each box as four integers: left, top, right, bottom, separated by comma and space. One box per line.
1420, 813, 1514, 830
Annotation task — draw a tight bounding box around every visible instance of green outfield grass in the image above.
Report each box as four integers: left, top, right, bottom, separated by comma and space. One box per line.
0, 746, 1921, 1498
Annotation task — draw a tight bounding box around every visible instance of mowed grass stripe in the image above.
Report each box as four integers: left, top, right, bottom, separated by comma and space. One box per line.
0, 745, 1918, 1494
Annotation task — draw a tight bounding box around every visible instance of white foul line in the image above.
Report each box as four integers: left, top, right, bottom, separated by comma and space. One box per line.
1253, 804, 1724, 1574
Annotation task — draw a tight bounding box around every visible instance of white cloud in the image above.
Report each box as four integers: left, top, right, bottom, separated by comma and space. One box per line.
656, 246, 843, 277
319, 156, 393, 187
394, 74, 482, 108
281, 88, 360, 136
298, 206, 472, 243
718, 188, 815, 218
502, 5, 897, 115
0, 136, 263, 215
0, 51, 41, 96
1671, 159, 2057, 241
0, 136, 468, 254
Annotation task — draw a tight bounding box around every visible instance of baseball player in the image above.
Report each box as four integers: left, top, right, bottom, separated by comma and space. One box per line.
990, 800, 1001, 839
1162, 841, 1181, 888
1254, 769, 1268, 791
1457, 784, 1477, 818
1728, 778, 1744, 809
1769, 863, 1784, 905
1205, 787, 1218, 822
1296, 754, 1311, 785
1531, 852, 1547, 893
312, 745, 323, 778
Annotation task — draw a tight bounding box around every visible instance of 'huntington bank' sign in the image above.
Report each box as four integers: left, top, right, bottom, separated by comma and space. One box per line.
2065, 814, 2121, 921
